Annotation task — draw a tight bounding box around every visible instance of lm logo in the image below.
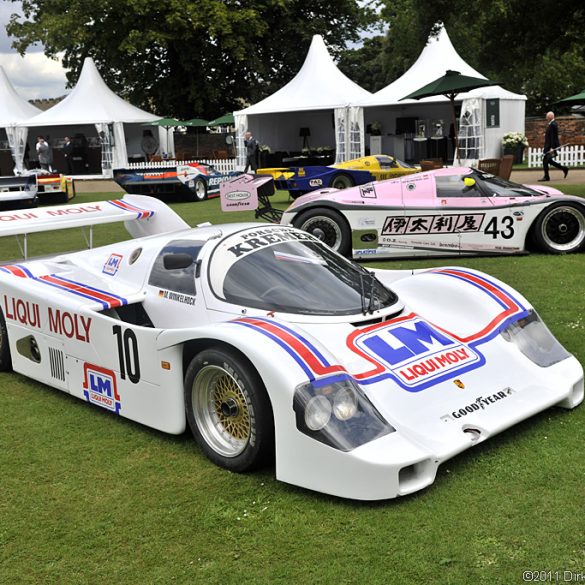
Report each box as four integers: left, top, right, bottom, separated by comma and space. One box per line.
83, 363, 121, 413
351, 316, 483, 391
103, 253, 123, 276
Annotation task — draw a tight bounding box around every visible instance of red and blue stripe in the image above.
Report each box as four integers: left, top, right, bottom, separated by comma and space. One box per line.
232, 270, 529, 388
0, 263, 127, 309
108, 199, 154, 219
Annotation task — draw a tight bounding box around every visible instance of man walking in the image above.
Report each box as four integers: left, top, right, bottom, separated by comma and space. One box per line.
539, 111, 569, 182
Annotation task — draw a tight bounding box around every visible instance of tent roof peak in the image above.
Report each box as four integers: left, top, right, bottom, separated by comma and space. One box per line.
235, 34, 371, 115
21, 57, 160, 127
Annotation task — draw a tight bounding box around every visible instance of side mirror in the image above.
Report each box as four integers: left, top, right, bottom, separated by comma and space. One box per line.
163, 253, 194, 270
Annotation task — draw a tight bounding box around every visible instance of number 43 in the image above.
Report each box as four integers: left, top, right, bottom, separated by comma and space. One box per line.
484, 216, 514, 239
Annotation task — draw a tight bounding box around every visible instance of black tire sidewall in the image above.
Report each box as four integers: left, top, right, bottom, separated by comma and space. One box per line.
330, 174, 354, 190
184, 347, 273, 472
533, 202, 585, 254
0, 307, 12, 371
185, 178, 207, 202
293, 207, 352, 257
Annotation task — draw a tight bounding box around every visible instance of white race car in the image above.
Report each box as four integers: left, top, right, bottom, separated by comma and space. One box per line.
0, 195, 582, 500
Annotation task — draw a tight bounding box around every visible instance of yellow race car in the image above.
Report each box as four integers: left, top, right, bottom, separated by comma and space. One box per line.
258, 155, 420, 198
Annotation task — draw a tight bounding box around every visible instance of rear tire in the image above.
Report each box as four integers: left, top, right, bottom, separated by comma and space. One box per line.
0, 308, 12, 371
185, 178, 207, 202
293, 207, 352, 256
532, 203, 585, 254
330, 174, 354, 190
184, 347, 274, 472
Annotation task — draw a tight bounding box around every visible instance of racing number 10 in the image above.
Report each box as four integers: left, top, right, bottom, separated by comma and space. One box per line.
484, 216, 514, 239
113, 325, 140, 383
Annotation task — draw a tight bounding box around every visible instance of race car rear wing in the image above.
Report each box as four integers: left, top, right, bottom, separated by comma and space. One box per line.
0, 194, 189, 259
220, 173, 283, 223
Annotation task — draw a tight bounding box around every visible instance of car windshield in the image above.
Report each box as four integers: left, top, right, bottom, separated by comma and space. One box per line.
472, 170, 542, 197
209, 229, 398, 316
394, 157, 417, 169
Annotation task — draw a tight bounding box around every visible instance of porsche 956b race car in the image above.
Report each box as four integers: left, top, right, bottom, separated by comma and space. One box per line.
275, 166, 585, 259
0, 195, 582, 500
114, 162, 240, 202
258, 155, 419, 199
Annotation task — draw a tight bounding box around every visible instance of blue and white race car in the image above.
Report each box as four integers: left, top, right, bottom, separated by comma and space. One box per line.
114, 162, 241, 202
0, 195, 582, 500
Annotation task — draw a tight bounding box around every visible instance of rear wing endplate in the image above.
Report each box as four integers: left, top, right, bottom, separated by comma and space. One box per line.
219, 173, 282, 223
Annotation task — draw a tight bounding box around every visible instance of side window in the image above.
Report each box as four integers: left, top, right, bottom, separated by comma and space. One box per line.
376, 156, 398, 169
148, 239, 203, 295
435, 175, 481, 198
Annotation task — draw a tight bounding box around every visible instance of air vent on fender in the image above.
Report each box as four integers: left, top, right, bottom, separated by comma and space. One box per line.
49, 347, 66, 381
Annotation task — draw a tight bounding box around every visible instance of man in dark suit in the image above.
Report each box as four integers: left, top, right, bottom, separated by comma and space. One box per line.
62, 136, 74, 174
243, 130, 259, 172
539, 112, 569, 182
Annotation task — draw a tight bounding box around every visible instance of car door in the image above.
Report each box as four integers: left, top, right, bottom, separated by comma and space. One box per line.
143, 238, 209, 328
378, 173, 471, 256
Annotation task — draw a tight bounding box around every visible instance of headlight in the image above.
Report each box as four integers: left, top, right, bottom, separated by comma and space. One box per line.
332, 387, 358, 421
293, 376, 394, 451
501, 310, 570, 367
305, 395, 332, 431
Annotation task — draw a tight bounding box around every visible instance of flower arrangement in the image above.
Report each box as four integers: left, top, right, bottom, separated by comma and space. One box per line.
369, 121, 382, 136
502, 132, 528, 149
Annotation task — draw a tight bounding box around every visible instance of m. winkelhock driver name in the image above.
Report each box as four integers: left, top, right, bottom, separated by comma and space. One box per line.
158, 290, 196, 305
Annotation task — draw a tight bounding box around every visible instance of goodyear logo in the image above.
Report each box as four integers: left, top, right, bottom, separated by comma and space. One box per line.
352, 316, 483, 391
83, 363, 121, 413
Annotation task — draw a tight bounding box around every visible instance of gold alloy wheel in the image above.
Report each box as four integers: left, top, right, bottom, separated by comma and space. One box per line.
192, 365, 251, 457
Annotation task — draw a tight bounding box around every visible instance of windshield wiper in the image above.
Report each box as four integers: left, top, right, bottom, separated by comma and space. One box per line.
366, 271, 378, 314
359, 272, 367, 315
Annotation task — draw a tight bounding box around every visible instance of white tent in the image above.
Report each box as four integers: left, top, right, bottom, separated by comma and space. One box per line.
234, 35, 372, 165
356, 26, 526, 163
19, 57, 164, 174
0, 66, 42, 174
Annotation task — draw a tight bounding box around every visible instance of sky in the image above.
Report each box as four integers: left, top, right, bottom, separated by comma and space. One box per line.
0, 1, 68, 100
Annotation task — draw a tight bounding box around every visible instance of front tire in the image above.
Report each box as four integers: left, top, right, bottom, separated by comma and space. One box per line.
532, 203, 585, 254
184, 347, 274, 472
0, 307, 12, 371
293, 207, 351, 256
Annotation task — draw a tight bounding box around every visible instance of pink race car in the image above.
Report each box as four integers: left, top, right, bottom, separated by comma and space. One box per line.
277, 167, 585, 259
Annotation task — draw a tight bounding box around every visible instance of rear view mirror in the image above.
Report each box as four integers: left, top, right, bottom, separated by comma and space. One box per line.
463, 177, 476, 188
163, 253, 193, 270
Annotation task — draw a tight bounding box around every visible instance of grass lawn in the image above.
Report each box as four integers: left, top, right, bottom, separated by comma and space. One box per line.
1, 185, 585, 584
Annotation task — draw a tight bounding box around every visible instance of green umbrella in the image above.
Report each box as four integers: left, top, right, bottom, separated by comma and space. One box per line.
183, 118, 210, 127
142, 118, 188, 159
208, 113, 235, 127
145, 117, 185, 127
555, 89, 585, 106
401, 70, 499, 151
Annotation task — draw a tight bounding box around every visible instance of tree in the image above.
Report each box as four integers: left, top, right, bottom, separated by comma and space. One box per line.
7, 0, 375, 118
339, 0, 585, 115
